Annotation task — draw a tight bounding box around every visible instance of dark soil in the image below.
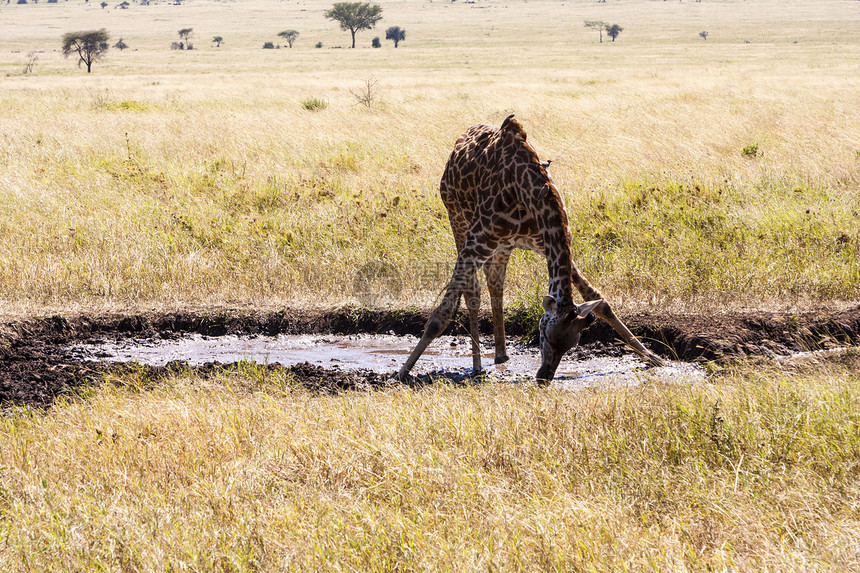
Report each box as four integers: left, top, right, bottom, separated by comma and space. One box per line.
2, 305, 859, 410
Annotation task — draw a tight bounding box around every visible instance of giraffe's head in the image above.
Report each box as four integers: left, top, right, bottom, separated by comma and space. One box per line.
535, 297, 602, 385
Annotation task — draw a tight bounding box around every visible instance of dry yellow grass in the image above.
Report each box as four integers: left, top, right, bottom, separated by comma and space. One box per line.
2, 355, 859, 571
0, 0, 858, 316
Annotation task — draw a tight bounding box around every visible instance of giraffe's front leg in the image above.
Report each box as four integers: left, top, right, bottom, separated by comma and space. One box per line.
396, 288, 460, 381
397, 253, 486, 381
592, 300, 666, 367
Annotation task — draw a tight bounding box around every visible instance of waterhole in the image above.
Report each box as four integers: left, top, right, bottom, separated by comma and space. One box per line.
68, 333, 705, 388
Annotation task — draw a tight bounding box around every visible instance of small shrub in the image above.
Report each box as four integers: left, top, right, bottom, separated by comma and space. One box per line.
351, 76, 380, 108
301, 97, 328, 111
372, 37, 381, 48
742, 143, 759, 158
315, 41, 323, 48
262, 42, 275, 49
23, 52, 37, 75
89, 87, 112, 109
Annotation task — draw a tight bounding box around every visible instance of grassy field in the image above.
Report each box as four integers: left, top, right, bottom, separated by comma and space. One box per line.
1, 0, 858, 315
2, 355, 859, 570
2, 0, 860, 570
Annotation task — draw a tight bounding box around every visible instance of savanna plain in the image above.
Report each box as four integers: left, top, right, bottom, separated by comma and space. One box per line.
1, 0, 860, 570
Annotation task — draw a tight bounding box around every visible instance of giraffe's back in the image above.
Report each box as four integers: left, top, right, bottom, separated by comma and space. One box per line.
439, 123, 497, 226
439, 119, 547, 254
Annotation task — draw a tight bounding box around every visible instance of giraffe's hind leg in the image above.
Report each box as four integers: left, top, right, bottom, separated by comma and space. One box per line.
484, 251, 511, 364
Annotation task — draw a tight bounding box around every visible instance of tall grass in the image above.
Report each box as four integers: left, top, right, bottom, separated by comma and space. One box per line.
1, 354, 859, 570
1, 0, 858, 315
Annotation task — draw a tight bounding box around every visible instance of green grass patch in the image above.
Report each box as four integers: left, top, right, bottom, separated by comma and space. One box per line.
301, 97, 328, 111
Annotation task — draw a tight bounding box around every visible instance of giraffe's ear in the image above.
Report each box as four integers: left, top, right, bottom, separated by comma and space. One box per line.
542, 296, 557, 314
540, 160, 552, 169
500, 114, 516, 131
576, 299, 602, 317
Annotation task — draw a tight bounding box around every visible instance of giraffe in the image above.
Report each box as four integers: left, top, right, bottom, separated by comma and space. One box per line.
397, 114, 665, 384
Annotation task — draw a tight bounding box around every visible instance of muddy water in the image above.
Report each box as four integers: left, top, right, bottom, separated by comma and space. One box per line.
68, 333, 705, 388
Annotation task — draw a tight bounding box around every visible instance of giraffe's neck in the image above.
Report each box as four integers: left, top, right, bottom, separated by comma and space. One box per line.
542, 226, 576, 303
537, 198, 603, 305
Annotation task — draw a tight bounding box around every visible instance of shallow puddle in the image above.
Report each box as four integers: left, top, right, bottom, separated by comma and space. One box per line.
68, 333, 705, 388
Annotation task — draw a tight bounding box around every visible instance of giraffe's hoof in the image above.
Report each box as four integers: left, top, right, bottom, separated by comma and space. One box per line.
393, 370, 413, 383
494, 355, 510, 365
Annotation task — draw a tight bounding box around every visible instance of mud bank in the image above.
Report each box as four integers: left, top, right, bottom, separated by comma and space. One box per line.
2, 306, 859, 409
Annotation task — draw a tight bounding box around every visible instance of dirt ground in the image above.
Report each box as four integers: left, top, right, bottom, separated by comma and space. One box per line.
2, 306, 859, 409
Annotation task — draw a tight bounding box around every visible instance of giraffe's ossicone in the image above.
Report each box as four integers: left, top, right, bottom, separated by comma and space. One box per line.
397, 115, 665, 384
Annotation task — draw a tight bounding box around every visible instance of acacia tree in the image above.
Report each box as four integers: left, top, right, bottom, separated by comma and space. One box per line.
61, 29, 109, 73
212, 35, 224, 47
113, 38, 128, 51
385, 26, 405, 47
324, 2, 383, 49
606, 24, 623, 42
699, 31, 709, 40
278, 30, 299, 48
584, 20, 608, 43
178, 28, 193, 49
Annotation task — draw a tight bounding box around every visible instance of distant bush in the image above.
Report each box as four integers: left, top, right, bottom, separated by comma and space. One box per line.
606, 24, 623, 42
315, 42, 323, 48
372, 37, 381, 48
385, 26, 405, 47
742, 143, 759, 158
263, 42, 275, 49
302, 97, 328, 111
